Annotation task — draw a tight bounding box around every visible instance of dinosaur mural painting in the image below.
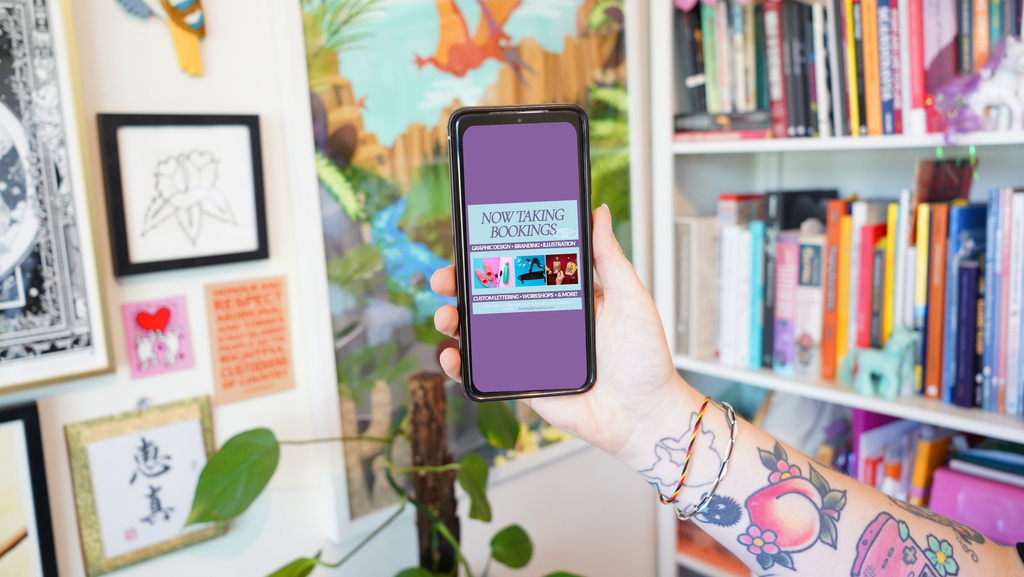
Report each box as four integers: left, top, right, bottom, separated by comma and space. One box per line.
415, 0, 532, 82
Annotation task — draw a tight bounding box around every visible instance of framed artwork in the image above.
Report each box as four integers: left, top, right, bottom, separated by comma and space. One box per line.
120, 296, 195, 380
97, 114, 269, 276
0, 0, 112, 391
65, 397, 225, 577
0, 403, 58, 577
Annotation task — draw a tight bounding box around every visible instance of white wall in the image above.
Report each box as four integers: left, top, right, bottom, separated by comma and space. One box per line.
0, 1, 657, 576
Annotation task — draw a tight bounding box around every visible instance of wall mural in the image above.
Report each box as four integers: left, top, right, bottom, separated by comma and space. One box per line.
300, 0, 631, 519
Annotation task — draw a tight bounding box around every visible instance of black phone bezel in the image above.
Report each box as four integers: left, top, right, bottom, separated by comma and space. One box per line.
447, 104, 597, 402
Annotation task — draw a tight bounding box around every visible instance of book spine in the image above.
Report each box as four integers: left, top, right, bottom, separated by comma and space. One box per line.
797, 236, 825, 378
893, 189, 912, 329
989, 0, 1001, 62
853, 0, 869, 135
863, 0, 884, 135
914, 203, 932, 393
673, 129, 773, 142
756, 3, 771, 111
847, 0, 863, 135
983, 188, 1000, 411
745, 3, 758, 111
924, 203, 949, 399
924, 0, 958, 132
702, 4, 721, 113
716, 0, 734, 113
878, 0, 896, 134
764, 0, 790, 136
871, 240, 886, 347
751, 221, 767, 368
774, 234, 800, 376
814, 3, 833, 137
943, 207, 964, 404
953, 262, 980, 407
848, 203, 865, 351
890, 0, 904, 133
804, 4, 820, 137
828, 0, 849, 136
737, 227, 753, 368
837, 214, 854, 364
822, 201, 846, 379
998, 187, 1012, 413
763, 194, 782, 368
734, 1, 749, 112
719, 225, 739, 366
883, 203, 899, 343
974, 263, 985, 407
959, 0, 975, 75
907, 0, 925, 125
789, 2, 809, 135
857, 225, 877, 348
977, 0, 990, 71
1005, 193, 1024, 416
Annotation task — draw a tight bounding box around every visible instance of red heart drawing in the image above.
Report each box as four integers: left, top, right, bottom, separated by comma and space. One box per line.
136, 308, 171, 332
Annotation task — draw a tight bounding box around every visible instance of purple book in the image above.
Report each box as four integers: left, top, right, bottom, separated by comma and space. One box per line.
953, 260, 981, 407
773, 232, 801, 376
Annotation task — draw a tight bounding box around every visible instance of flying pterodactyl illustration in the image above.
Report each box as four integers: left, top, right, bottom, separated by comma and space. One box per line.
115, 0, 206, 76
415, 0, 532, 83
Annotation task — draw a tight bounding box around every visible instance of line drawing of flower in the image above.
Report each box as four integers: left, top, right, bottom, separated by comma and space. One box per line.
925, 535, 959, 576
141, 150, 235, 245
769, 460, 801, 483
738, 524, 779, 556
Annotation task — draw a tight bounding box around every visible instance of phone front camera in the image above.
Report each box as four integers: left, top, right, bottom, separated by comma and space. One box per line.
517, 117, 522, 122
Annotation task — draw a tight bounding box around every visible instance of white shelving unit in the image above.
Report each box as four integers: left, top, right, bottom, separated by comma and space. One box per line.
648, 1, 1024, 576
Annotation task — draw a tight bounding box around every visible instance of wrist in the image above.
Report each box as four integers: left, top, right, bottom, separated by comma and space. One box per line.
610, 374, 704, 473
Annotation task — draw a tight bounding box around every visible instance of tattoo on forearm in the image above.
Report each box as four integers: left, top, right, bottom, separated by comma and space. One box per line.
852, 513, 963, 576
732, 442, 848, 571
638, 410, 723, 496
887, 496, 984, 563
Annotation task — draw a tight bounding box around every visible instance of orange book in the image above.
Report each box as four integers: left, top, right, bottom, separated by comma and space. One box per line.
862, 0, 883, 136
836, 215, 854, 363
909, 435, 952, 506
974, 0, 989, 69
924, 203, 949, 399
822, 200, 848, 380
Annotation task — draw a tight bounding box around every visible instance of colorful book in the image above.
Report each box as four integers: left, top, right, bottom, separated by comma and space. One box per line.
982, 188, 1001, 411
774, 231, 801, 376
998, 187, 1013, 413
733, 1, 750, 113
846, 0, 863, 135
906, 0, 926, 133
922, 0, 958, 132
942, 204, 987, 403
863, 0, 884, 135
813, 2, 833, 137
823, 200, 849, 379
890, 0, 905, 133
797, 233, 826, 377
914, 203, 932, 393
959, 0, 975, 75
675, 7, 708, 114
909, 434, 952, 506
853, 0, 869, 135
1005, 192, 1024, 416
675, 111, 773, 132
871, 234, 887, 347
878, 0, 897, 134
764, 0, 790, 137
883, 203, 899, 343
737, 226, 753, 369
803, 2, 819, 137
953, 259, 981, 407
701, 4, 721, 113
858, 223, 887, 348
924, 203, 949, 400
745, 2, 758, 111
756, 3, 771, 111
991, 0, 1005, 42
977, 0, 991, 70
893, 190, 913, 330
673, 129, 773, 142
849, 201, 890, 351
716, 0, 734, 113
751, 221, 767, 368
837, 214, 854, 365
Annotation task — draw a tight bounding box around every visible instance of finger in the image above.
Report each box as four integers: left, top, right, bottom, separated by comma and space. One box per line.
591, 204, 644, 295
431, 265, 457, 298
434, 304, 460, 338
439, 347, 462, 382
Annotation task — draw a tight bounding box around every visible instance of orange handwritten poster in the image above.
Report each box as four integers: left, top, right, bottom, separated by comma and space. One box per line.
205, 276, 295, 405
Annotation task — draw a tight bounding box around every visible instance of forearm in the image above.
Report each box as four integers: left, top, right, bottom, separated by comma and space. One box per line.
616, 375, 1023, 577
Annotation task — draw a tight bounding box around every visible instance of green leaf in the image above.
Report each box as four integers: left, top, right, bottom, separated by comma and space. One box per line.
823, 489, 847, 512
758, 448, 779, 471
477, 401, 519, 450
819, 513, 838, 548
898, 520, 910, 541
773, 442, 789, 463
394, 569, 441, 577
457, 453, 492, 522
187, 428, 280, 524
543, 573, 585, 577
774, 551, 795, 570
267, 557, 318, 577
491, 524, 533, 569
808, 465, 831, 498
755, 552, 774, 570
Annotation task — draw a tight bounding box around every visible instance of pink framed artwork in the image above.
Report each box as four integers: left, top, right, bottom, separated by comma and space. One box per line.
120, 296, 195, 379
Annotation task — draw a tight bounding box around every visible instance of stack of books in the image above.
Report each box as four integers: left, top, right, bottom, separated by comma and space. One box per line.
673, 0, 1024, 141
675, 157, 1024, 415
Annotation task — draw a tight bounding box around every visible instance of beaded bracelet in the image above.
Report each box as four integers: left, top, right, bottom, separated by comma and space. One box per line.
656, 396, 712, 505
676, 401, 738, 521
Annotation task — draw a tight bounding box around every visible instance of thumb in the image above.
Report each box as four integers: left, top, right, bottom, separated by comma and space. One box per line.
591, 204, 643, 294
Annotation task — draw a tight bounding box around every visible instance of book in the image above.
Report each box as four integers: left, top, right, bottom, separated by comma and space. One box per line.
998, 187, 1013, 413
763, 190, 839, 368
822, 200, 849, 379
675, 217, 720, 359
846, 0, 863, 136
745, 3, 759, 111
701, 4, 721, 113
675, 7, 708, 115
857, 223, 887, 348
871, 233, 887, 346
924, 202, 950, 399
922, 0, 958, 132
813, 2, 833, 137
853, 0, 869, 135
973, 263, 985, 407
719, 224, 741, 366
982, 188, 1001, 411
837, 214, 854, 365
977, 0, 991, 70
848, 201, 890, 352
914, 203, 932, 394
883, 203, 899, 343
733, 0, 750, 113
765, 0, 790, 136
943, 204, 987, 403
803, 3, 819, 137
756, 3, 771, 111
828, 0, 850, 136
878, 0, 897, 134
890, 0, 905, 133
909, 433, 952, 506
797, 233, 826, 377
716, 0, 734, 113
906, 0, 927, 133
784, 0, 808, 136
893, 190, 913, 330
751, 221, 767, 368
959, 0, 975, 75
774, 231, 801, 376
947, 458, 1024, 488
718, 193, 767, 225
863, 0, 884, 135
674, 111, 773, 132
910, 159, 974, 249
1006, 192, 1024, 416
952, 260, 981, 407
737, 226, 753, 368
673, 129, 773, 142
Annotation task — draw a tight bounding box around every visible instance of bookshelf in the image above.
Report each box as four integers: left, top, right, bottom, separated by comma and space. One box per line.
648, 0, 1024, 575
676, 553, 752, 577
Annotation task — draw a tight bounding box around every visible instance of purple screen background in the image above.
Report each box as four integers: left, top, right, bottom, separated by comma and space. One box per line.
462, 122, 588, 393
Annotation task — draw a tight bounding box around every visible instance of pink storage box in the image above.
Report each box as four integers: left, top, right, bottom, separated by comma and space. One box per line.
929, 466, 1024, 545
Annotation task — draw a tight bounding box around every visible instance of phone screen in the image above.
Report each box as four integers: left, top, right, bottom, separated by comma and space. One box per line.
456, 115, 593, 396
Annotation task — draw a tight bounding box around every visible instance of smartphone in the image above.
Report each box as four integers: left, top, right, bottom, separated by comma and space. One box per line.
447, 104, 597, 401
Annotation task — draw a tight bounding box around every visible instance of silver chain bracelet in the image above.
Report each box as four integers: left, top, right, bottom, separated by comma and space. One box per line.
675, 401, 738, 521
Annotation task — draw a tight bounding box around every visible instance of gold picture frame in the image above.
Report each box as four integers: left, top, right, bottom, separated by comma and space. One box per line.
65, 397, 225, 577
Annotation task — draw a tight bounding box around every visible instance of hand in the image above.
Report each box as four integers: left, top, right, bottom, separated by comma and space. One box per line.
555, 270, 565, 285
430, 204, 692, 467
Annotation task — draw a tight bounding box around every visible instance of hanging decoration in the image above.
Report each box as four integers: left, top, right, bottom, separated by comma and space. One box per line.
115, 0, 207, 76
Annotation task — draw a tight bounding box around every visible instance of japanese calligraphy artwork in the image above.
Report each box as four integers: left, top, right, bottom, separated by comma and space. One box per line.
205, 276, 295, 405
0, 404, 56, 577
65, 397, 224, 577
120, 296, 195, 379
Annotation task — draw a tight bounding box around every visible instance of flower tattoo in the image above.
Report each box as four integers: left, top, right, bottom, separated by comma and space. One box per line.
769, 459, 801, 484
739, 525, 779, 556
925, 535, 960, 576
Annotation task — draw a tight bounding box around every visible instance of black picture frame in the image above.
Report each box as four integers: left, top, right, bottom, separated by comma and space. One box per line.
0, 403, 58, 577
97, 114, 269, 276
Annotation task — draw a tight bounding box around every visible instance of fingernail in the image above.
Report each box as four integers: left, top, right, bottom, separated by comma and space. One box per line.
601, 203, 612, 229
